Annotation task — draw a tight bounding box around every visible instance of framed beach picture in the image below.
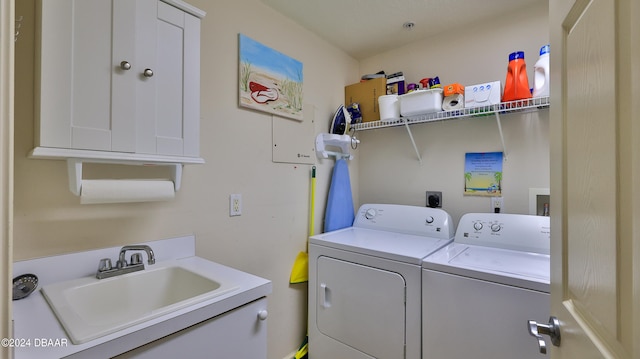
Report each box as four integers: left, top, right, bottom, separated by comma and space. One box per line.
239, 34, 304, 121
463, 152, 504, 197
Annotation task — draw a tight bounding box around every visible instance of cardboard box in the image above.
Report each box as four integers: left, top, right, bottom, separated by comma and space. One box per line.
464, 81, 501, 109
345, 77, 387, 122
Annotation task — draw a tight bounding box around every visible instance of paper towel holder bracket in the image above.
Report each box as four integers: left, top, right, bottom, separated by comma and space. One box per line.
67, 159, 183, 196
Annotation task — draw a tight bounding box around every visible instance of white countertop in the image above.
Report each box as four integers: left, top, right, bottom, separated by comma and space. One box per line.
12, 236, 272, 359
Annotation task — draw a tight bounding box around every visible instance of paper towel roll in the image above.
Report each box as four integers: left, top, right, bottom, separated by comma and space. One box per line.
443, 94, 464, 111
80, 179, 175, 204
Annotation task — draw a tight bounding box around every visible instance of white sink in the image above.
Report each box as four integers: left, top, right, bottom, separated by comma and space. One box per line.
41, 264, 239, 344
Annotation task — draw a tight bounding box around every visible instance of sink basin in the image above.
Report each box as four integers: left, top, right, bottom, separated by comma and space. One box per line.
41, 264, 238, 344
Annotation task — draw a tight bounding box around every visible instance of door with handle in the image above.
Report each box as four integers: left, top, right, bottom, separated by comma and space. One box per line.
316, 256, 406, 359
546, 0, 640, 357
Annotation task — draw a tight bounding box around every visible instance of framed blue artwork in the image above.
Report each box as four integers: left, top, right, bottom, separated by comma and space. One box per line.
464, 152, 504, 196
239, 34, 304, 121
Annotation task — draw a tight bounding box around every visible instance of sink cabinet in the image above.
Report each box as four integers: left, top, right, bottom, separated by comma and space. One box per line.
35, 0, 204, 159
114, 298, 268, 359
12, 238, 273, 359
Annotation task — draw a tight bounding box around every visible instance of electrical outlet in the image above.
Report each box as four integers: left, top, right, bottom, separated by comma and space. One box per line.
230, 194, 242, 216
491, 196, 503, 213
426, 191, 442, 208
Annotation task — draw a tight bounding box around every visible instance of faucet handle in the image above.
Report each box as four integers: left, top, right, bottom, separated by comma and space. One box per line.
98, 258, 112, 272
130, 253, 143, 266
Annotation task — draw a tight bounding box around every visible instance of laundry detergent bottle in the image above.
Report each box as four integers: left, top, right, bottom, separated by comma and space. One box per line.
502, 51, 532, 102
532, 45, 550, 98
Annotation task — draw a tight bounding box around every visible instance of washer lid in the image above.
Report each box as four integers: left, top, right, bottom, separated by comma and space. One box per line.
423, 243, 550, 293
310, 227, 453, 265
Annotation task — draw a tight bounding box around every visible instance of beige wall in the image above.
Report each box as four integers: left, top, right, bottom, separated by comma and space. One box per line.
356, 1, 550, 225
12, 0, 549, 358
14, 1, 358, 358
1, 0, 14, 355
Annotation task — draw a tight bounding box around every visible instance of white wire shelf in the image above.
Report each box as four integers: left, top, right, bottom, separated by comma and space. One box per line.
351, 96, 550, 131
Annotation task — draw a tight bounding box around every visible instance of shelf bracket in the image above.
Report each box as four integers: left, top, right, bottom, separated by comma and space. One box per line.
495, 111, 508, 161
403, 120, 422, 163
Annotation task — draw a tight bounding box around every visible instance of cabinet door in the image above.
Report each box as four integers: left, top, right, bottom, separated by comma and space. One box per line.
37, 0, 201, 157
114, 298, 268, 359
37, 0, 137, 152
135, 0, 200, 157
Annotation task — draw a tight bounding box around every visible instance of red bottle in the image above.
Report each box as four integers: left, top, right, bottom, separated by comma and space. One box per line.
502, 51, 532, 102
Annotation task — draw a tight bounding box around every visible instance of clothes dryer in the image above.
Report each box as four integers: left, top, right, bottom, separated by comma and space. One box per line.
422, 213, 551, 358
309, 204, 454, 359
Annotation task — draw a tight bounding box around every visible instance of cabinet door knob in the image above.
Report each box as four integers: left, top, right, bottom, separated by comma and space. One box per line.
120, 61, 131, 70
257, 310, 268, 321
143, 68, 154, 77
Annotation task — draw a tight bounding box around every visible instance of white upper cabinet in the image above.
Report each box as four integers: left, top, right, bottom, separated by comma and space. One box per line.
34, 0, 205, 162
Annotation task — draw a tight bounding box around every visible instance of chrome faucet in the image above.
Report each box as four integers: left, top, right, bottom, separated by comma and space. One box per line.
118, 245, 155, 267
96, 245, 155, 279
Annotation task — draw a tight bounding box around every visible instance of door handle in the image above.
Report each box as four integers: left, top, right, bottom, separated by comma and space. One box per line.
527, 316, 561, 354
320, 283, 331, 308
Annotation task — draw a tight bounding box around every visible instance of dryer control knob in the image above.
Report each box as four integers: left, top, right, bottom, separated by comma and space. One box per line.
365, 208, 377, 219
491, 223, 502, 232
473, 222, 483, 231
425, 216, 434, 224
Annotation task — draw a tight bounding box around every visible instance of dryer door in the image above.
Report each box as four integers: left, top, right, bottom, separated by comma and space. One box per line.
317, 256, 406, 359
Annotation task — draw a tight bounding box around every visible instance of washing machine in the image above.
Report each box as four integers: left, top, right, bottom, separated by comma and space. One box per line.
308, 203, 454, 359
422, 213, 551, 359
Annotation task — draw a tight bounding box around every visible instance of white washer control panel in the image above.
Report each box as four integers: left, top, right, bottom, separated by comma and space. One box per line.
455, 213, 550, 254
353, 204, 454, 240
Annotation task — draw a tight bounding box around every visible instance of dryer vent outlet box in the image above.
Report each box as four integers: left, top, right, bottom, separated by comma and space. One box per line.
426, 191, 442, 208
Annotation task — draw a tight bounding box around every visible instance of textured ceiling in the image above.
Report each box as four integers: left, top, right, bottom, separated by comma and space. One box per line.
262, 0, 543, 60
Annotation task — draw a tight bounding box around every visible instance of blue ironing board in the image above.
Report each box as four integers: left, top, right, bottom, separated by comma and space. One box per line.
324, 159, 355, 232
